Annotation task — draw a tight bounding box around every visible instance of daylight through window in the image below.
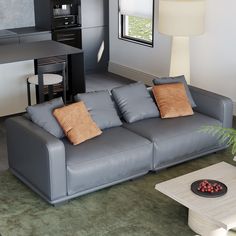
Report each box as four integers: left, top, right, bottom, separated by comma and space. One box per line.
119, 0, 154, 46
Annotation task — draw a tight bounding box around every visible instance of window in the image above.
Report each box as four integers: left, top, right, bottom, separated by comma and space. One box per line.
119, 0, 154, 46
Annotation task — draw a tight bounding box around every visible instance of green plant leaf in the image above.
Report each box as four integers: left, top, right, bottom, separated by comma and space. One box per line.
200, 125, 236, 157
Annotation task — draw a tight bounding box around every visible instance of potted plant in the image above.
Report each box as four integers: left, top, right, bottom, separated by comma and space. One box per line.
201, 126, 236, 160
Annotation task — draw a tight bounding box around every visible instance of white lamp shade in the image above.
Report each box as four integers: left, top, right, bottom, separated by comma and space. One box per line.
119, 0, 153, 19
158, 0, 206, 36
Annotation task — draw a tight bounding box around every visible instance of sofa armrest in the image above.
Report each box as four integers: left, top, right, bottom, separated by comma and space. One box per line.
189, 86, 233, 128
6, 116, 67, 202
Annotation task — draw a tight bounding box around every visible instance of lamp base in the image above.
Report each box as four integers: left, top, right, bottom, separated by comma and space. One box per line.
169, 36, 190, 84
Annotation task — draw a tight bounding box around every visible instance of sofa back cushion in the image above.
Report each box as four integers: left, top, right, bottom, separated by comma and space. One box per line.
153, 75, 196, 108
53, 101, 102, 145
152, 83, 194, 118
75, 90, 122, 130
26, 97, 65, 138
111, 82, 160, 123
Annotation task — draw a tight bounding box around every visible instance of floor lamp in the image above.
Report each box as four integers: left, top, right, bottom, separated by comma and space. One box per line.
158, 0, 206, 84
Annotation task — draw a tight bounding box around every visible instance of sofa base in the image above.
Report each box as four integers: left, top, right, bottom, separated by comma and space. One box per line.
10, 144, 227, 205
153, 145, 227, 171
10, 167, 149, 205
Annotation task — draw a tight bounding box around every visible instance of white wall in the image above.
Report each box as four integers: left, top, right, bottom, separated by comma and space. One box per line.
0, 61, 35, 117
109, 0, 171, 80
190, 0, 236, 114
109, 0, 236, 114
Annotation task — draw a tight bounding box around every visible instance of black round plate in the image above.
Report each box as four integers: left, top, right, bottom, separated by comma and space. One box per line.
191, 179, 227, 198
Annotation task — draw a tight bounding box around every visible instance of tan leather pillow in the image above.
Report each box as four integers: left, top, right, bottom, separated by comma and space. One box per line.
53, 101, 102, 145
152, 83, 194, 119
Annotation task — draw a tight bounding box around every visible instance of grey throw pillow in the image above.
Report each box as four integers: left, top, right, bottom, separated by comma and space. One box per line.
153, 75, 196, 108
26, 97, 64, 138
111, 82, 160, 123
75, 90, 122, 130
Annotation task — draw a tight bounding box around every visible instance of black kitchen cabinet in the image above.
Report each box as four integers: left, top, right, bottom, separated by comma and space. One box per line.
34, 0, 109, 72
82, 26, 109, 72
52, 28, 82, 48
81, 0, 109, 72
81, 0, 109, 28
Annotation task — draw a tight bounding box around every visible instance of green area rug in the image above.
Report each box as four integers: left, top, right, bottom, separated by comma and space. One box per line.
0, 149, 236, 236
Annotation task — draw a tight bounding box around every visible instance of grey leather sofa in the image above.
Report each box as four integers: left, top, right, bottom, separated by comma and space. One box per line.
6, 86, 233, 205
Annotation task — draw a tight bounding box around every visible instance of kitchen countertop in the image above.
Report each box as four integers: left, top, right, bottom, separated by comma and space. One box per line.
0, 29, 17, 38
0, 40, 83, 64
0, 27, 50, 39
8, 27, 51, 36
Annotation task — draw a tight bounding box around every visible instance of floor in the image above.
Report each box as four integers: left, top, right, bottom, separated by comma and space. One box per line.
86, 71, 134, 92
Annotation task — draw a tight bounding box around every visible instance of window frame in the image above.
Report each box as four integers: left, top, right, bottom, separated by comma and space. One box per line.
118, 0, 155, 47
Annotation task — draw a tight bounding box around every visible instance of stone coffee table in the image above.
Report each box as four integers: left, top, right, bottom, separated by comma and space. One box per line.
155, 162, 236, 236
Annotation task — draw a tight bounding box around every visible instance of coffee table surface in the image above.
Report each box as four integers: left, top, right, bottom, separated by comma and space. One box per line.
155, 162, 236, 231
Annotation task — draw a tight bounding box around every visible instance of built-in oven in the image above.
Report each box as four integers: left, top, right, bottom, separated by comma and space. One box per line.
52, 0, 81, 49
52, 0, 81, 30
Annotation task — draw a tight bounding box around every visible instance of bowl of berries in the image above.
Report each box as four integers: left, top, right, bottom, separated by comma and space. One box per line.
191, 179, 227, 198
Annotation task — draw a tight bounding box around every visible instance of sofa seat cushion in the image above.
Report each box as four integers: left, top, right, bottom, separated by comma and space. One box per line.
123, 112, 222, 169
63, 127, 153, 195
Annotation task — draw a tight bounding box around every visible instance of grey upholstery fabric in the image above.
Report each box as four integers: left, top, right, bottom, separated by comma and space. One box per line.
5, 85, 232, 205
63, 127, 153, 195
123, 112, 222, 169
26, 97, 64, 138
189, 86, 233, 128
6, 116, 67, 201
153, 75, 196, 108
75, 90, 122, 130
112, 82, 159, 123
